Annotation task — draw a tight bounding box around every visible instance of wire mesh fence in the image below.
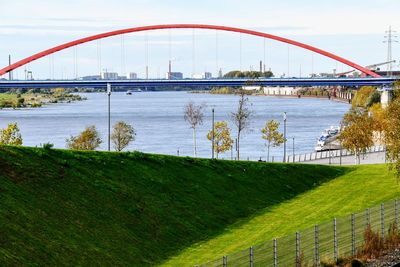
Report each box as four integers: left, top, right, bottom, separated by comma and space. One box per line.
197, 199, 399, 267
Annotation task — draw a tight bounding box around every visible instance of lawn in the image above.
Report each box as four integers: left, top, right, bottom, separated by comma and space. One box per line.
0, 146, 345, 266
163, 164, 400, 266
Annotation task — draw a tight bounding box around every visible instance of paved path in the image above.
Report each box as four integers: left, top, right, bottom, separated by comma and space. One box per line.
301, 151, 386, 165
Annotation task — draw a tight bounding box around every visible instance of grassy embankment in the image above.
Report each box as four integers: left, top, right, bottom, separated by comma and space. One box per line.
0, 146, 398, 266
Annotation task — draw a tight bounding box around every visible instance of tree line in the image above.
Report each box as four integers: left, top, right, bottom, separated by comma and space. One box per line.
184, 90, 285, 160
0, 89, 286, 160
337, 82, 400, 177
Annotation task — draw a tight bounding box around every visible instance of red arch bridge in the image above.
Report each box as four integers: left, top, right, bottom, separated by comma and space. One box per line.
0, 24, 396, 89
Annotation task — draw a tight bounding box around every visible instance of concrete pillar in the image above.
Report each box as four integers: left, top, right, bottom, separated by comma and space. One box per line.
381, 90, 393, 108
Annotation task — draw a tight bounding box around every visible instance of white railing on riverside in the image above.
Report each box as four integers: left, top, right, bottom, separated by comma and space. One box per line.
285, 145, 385, 163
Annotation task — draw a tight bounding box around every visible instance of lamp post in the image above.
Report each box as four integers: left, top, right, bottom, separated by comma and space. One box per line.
292, 137, 295, 163
283, 112, 287, 162
107, 83, 111, 152
212, 108, 215, 159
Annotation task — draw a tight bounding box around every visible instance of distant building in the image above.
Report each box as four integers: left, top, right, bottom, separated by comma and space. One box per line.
117, 75, 127, 80
192, 72, 212, 79
81, 75, 101, 80
166, 72, 183, 80
101, 72, 118, 80
127, 72, 138, 79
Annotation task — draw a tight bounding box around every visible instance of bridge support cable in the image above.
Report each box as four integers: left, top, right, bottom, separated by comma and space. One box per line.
263, 38, 266, 73
120, 35, 126, 77
51, 54, 55, 80
311, 53, 314, 76
0, 24, 381, 78
192, 29, 196, 77
215, 30, 219, 78
145, 33, 149, 79
287, 46, 290, 77
73, 46, 78, 80
239, 33, 242, 71
48, 57, 51, 80
97, 39, 102, 77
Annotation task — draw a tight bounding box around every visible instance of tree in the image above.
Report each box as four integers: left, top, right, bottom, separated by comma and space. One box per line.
351, 86, 376, 109
66, 125, 102, 150
231, 90, 252, 160
369, 103, 386, 143
207, 121, 233, 159
384, 98, 400, 178
111, 121, 136, 152
338, 109, 374, 164
0, 122, 22, 145
261, 120, 285, 162
184, 101, 204, 157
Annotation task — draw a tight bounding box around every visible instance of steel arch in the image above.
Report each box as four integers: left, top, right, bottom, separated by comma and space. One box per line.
0, 24, 380, 78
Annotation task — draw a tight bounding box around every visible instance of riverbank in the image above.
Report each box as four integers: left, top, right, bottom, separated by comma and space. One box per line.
0, 90, 86, 108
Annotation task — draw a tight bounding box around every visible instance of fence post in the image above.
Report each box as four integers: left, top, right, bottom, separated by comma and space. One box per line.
223, 256, 227, 267
249, 246, 253, 267
396, 199, 399, 232
366, 208, 370, 227
315, 224, 320, 266
273, 239, 277, 267
334, 218, 338, 262
351, 213, 355, 256
381, 203, 385, 241
296, 232, 300, 267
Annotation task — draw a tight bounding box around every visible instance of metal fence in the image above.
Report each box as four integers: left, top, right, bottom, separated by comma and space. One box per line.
197, 199, 399, 267
286, 145, 385, 164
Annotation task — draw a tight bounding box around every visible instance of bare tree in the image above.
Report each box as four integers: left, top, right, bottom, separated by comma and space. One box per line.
111, 121, 136, 152
184, 101, 205, 157
231, 90, 252, 160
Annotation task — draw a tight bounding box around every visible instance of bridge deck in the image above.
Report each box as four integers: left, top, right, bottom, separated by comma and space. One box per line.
0, 77, 396, 89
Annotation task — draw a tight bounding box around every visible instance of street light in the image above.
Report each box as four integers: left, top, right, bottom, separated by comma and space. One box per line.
292, 137, 295, 163
212, 108, 215, 159
107, 83, 112, 152
283, 112, 287, 162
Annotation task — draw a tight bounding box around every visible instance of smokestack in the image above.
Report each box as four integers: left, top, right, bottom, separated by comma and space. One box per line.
260, 60, 262, 73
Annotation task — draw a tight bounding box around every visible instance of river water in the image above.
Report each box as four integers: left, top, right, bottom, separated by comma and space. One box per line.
0, 91, 349, 161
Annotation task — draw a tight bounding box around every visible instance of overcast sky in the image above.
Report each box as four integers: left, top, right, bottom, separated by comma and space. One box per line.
1, 0, 399, 79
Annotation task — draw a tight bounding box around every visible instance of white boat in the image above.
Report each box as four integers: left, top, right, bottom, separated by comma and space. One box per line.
126, 89, 142, 95
314, 126, 340, 151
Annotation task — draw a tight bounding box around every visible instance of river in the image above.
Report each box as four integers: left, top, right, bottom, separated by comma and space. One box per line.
0, 91, 349, 161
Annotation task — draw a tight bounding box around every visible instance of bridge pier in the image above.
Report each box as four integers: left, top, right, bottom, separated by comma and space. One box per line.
381, 87, 393, 108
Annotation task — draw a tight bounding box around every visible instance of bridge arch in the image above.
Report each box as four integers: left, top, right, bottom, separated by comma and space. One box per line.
0, 24, 380, 78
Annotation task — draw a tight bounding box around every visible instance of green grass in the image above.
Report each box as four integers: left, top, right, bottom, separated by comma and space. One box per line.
164, 164, 400, 266
0, 146, 346, 266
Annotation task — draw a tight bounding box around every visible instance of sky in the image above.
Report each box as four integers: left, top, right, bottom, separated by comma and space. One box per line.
0, 0, 399, 79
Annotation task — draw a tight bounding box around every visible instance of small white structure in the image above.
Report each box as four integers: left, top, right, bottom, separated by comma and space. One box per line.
243, 86, 299, 96
192, 72, 212, 79
380, 86, 393, 108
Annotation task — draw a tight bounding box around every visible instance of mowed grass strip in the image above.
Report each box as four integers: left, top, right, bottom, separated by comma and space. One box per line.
163, 164, 400, 266
0, 146, 344, 266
